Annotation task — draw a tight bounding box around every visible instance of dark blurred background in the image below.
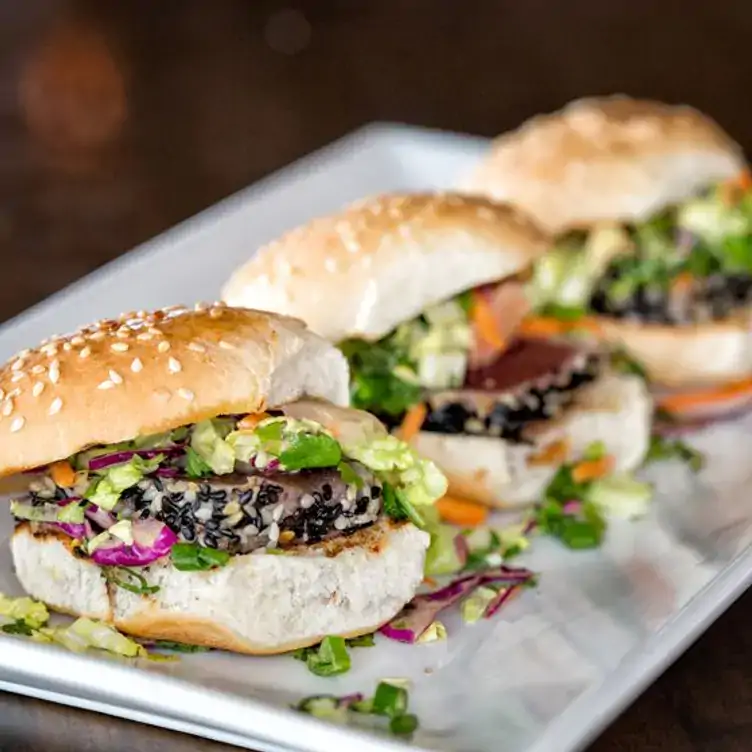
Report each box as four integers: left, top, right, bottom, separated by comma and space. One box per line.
1, 1, 751, 751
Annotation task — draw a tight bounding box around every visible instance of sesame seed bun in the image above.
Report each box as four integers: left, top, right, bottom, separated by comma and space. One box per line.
11, 518, 429, 655
0, 304, 349, 477
462, 95, 745, 234
409, 372, 651, 508
221, 193, 549, 342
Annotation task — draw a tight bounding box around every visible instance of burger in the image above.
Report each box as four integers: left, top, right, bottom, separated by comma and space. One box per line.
462, 95, 752, 424
222, 193, 652, 508
0, 303, 447, 654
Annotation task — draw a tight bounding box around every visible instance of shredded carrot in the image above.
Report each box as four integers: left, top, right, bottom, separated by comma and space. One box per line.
50, 461, 77, 488
571, 455, 615, 484
518, 316, 602, 338
658, 378, 752, 414
471, 290, 507, 350
422, 577, 438, 588
237, 412, 270, 430
721, 170, 752, 204
671, 272, 694, 295
435, 495, 488, 527
527, 438, 571, 467
278, 530, 295, 546
398, 403, 427, 442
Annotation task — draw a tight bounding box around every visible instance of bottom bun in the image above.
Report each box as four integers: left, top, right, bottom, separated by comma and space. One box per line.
596, 313, 752, 388
11, 519, 429, 655
410, 373, 652, 508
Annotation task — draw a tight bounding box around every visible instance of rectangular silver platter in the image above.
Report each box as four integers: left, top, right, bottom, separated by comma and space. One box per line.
1, 124, 751, 752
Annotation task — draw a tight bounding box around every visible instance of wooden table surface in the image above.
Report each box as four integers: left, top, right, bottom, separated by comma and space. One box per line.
1, 1, 751, 750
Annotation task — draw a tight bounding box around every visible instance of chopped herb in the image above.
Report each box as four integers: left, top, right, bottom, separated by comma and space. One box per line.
1, 620, 34, 636
171, 543, 230, 572
455, 289, 475, 315
184, 447, 213, 479
372, 681, 409, 718
645, 434, 705, 473
381, 483, 425, 527
151, 640, 209, 653
104, 567, 160, 595
279, 433, 342, 471
610, 349, 648, 380
538, 302, 588, 321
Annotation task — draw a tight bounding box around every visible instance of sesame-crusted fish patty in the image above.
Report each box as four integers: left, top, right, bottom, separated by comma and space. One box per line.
421, 338, 602, 442
116, 465, 383, 553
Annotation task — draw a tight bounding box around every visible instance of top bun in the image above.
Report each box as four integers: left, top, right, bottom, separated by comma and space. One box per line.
462, 95, 746, 234
221, 193, 549, 342
0, 304, 349, 477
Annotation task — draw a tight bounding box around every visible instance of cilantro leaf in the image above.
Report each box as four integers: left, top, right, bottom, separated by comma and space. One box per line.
185, 447, 214, 479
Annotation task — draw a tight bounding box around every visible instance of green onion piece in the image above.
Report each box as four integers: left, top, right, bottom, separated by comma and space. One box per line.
1, 620, 34, 636
390, 714, 419, 736
171, 543, 230, 572
305, 635, 351, 677
151, 640, 209, 653
372, 681, 409, 718
104, 567, 160, 595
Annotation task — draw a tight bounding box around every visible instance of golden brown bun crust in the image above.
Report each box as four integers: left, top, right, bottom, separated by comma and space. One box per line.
11, 519, 429, 655
463, 96, 745, 233
222, 192, 549, 342
0, 304, 349, 476
596, 310, 752, 387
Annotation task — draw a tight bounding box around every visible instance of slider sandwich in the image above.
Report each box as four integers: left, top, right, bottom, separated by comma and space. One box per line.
463, 96, 752, 424
222, 193, 652, 508
1, 304, 446, 653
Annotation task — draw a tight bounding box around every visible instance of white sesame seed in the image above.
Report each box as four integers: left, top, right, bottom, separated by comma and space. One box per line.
137, 332, 153, 342
131, 357, 143, 373
209, 307, 223, 319
272, 503, 284, 522
17, 348, 31, 358
1, 400, 11, 417
71, 336, 85, 347
9, 388, 20, 398
11, 372, 24, 383
98, 380, 115, 390
0, 388, 4, 401
40, 344, 58, 356
187, 342, 206, 353
109, 369, 123, 385
10, 416, 24, 433
48, 360, 60, 384
11, 359, 25, 372
111, 342, 129, 353
116, 328, 131, 339
89, 332, 105, 341
168, 357, 182, 374
79, 346, 91, 359
268, 522, 280, 543
31, 365, 45, 375
158, 341, 171, 353
32, 382, 44, 397
62, 342, 72, 352
218, 340, 235, 350
177, 387, 194, 401
194, 302, 209, 312
48, 397, 63, 415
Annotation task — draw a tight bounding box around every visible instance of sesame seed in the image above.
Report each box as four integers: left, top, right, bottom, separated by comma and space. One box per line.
268, 522, 280, 543
17, 348, 31, 358
168, 357, 182, 374
62, 342, 72, 352
48, 397, 63, 416
111, 342, 129, 353
194, 302, 209, 312
32, 382, 44, 397
131, 357, 143, 373
158, 341, 171, 353
11, 372, 24, 383
10, 416, 24, 433
137, 332, 153, 341
11, 359, 25, 372
177, 387, 194, 401
109, 369, 123, 385
31, 365, 45, 375
187, 342, 206, 353
89, 332, 105, 341
1, 400, 12, 416
0, 388, 4, 401
9, 388, 20, 398
48, 360, 60, 384
209, 307, 223, 319
116, 328, 131, 339
79, 346, 91, 359
71, 336, 85, 346
219, 340, 237, 351
98, 380, 115, 390
40, 344, 58, 356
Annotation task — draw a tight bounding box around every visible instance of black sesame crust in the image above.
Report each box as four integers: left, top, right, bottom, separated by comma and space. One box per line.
421, 351, 601, 442
590, 270, 752, 325
16, 464, 384, 555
